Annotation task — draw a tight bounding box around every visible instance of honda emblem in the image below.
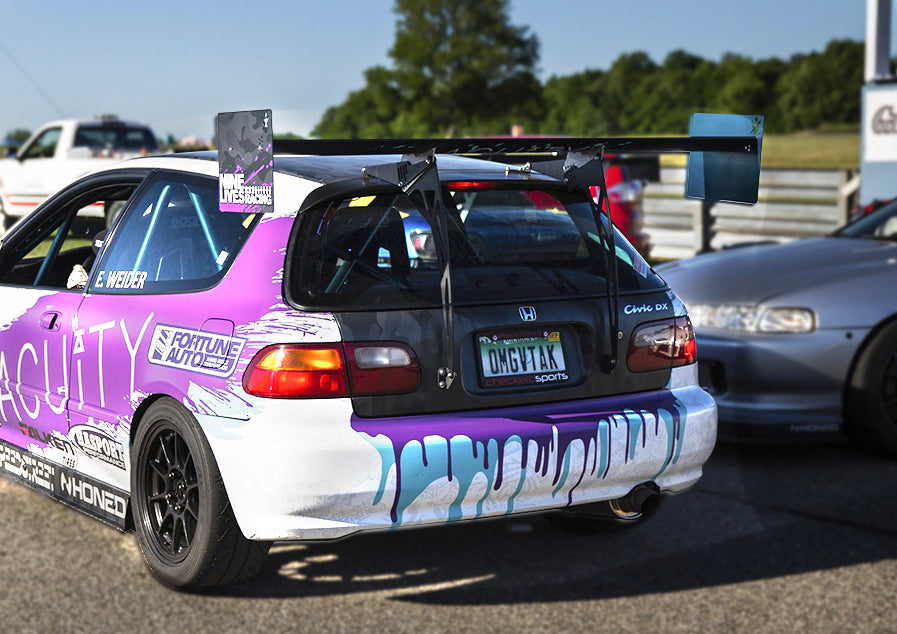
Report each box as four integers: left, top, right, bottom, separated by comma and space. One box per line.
518, 306, 537, 322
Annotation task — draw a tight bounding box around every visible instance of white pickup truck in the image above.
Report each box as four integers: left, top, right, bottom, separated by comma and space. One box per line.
0, 117, 159, 228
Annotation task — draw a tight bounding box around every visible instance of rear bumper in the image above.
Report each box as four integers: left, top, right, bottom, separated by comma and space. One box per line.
196, 375, 716, 541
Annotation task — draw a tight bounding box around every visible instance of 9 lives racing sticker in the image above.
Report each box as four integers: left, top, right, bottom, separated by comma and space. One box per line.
148, 324, 245, 377
478, 329, 568, 388
217, 109, 274, 213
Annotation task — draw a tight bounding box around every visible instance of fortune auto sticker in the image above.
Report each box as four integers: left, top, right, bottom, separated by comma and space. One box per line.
147, 324, 246, 378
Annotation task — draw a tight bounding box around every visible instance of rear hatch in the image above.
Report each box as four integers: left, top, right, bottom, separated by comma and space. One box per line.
287, 179, 678, 417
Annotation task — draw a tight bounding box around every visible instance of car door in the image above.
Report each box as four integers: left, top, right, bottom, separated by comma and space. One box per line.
0, 170, 147, 471
71, 170, 258, 489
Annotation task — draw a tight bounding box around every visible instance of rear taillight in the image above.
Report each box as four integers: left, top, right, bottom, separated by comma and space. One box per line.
344, 343, 420, 396
627, 317, 697, 373
242, 345, 347, 398
242, 342, 419, 398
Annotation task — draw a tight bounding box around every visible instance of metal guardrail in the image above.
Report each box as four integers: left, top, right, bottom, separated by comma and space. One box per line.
644, 168, 860, 260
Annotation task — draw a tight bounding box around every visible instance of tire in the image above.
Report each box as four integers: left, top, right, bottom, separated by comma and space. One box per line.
846, 321, 897, 458
131, 399, 270, 589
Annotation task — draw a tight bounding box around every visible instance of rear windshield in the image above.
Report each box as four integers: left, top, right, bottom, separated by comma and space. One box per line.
289, 184, 664, 310
74, 125, 159, 153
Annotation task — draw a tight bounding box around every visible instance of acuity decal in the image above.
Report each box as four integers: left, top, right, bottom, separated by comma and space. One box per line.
352, 390, 686, 525
0, 313, 154, 426
148, 325, 245, 377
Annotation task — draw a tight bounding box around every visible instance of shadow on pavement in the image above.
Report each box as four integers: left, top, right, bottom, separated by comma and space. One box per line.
218, 442, 897, 602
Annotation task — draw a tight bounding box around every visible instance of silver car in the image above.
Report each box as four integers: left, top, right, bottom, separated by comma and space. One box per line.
657, 200, 897, 457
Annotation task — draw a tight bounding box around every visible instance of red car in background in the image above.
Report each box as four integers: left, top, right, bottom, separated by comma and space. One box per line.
594, 159, 653, 259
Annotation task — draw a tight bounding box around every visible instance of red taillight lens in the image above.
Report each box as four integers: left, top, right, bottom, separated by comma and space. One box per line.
627, 317, 697, 373
242, 342, 420, 398
242, 345, 348, 398
344, 342, 420, 396
447, 181, 496, 190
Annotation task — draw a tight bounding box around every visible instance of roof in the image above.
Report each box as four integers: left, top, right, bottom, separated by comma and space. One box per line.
37, 118, 155, 129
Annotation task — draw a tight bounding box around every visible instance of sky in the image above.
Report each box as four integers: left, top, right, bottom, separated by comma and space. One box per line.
0, 0, 878, 141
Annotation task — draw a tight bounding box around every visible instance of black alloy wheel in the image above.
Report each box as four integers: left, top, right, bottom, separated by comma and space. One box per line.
142, 424, 199, 562
131, 399, 270, 589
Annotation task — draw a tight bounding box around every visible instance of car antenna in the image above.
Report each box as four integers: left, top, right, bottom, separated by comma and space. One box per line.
0, 40, 66, 118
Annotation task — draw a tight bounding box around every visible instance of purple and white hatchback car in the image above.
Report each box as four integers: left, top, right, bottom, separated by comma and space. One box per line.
0, 123, 760, 588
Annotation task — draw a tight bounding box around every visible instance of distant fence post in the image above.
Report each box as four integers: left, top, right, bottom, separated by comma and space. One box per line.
838, 169, 861, 225
694, 199, 716, 253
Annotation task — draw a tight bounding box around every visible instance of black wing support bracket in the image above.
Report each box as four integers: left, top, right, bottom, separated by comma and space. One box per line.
362, 152, 457, 390
538, 148, 620, 373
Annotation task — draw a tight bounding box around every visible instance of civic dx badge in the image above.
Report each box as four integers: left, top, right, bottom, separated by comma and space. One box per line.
519, 306, 537, 322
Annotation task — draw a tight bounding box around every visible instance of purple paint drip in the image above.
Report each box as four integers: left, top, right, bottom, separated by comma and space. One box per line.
352, 389, 683, 524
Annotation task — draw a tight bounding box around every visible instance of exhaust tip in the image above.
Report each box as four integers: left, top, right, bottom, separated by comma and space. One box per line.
608, 483, 660, 520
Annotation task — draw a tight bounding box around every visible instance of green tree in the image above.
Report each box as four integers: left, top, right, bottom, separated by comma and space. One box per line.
776, 40, 864, 131
4, 128, 31, 144
600, 52, 658, 133
639, 50, 711, 134
314, 66, 407, 138
541, 70, 611, 135
312, 0, 541, 138
713, 54, 767, 115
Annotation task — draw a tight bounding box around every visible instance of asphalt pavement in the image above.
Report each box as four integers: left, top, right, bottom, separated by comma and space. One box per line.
1, 441, 895, 633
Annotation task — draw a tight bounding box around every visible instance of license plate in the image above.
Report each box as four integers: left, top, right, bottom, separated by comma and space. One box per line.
478, 329, 568, 388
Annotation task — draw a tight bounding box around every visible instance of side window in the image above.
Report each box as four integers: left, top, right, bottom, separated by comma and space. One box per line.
21, 127, 61, 160
92, 173, 257, 294
290, 192, 442, 309
0, 181, 140, 289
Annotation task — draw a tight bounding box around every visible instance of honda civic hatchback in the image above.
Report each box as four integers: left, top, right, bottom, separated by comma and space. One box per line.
0, 124, 757, 589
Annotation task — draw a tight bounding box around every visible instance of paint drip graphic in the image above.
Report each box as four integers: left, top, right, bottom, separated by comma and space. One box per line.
351, 390, 686, 525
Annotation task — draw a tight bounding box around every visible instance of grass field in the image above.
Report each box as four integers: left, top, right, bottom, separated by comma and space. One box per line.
660, 132, 860, 170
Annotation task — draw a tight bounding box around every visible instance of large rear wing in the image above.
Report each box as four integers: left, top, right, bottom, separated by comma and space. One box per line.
222, 110, 761, 381
272, 113, 764, 204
